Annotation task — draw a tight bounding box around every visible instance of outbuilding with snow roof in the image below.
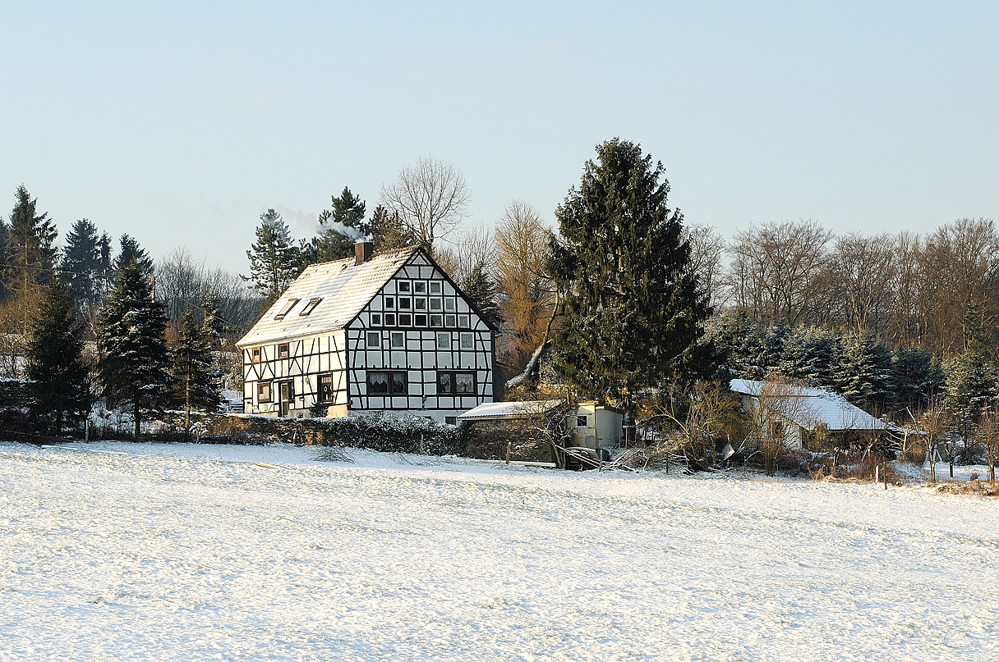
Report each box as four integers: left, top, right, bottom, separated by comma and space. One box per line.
730, 378, 891, 451
236, 241, 497, 423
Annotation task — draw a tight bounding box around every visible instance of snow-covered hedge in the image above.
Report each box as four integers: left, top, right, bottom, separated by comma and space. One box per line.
314, 413, 467, 456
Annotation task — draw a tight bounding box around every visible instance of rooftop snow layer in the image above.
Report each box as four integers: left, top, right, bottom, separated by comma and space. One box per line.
730, 378, 889, 431
457, 399, 564, 421
237, 247, 418, 347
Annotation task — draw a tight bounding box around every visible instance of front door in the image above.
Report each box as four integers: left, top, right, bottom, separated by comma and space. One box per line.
279, 381, 293, 417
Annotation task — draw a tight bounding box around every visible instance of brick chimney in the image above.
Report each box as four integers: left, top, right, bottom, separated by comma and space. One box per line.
354, 239, 374, 265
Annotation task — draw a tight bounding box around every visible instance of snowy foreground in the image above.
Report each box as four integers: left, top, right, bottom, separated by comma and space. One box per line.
1, 443, 997, 661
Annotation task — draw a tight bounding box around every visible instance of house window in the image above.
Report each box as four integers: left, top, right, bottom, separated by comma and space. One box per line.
274, 298, 299, 320
445, 314, 456, 327
390, 331, 405, 349
458, 315, 470, 328
385, 313, 396, 326
460, 332, 474, 349
430, 282, 442, 295
399, 313, 412, 326
318, 374, 335, 403
445, 416, 457, 426
398, 281, 411, 293
438, 371, 475, 395
366, 331, 380, 348
437, 332, 450, 349
299, 298, 322, 316
415, 298, 427, 311
414, 281, 427, 294
414, 314, 428, 327
368, 371, 408, 395
444, 298, 455, 311
370, 313, 382, 326
385, 297, 395, 309
258, 381, 272, 403
277, 343, 290, 359
430, 298, 442, 311
430, 314, 443, 327
250, 347, 262, 363
399, 297, 412, 310
577, 415, 588, 427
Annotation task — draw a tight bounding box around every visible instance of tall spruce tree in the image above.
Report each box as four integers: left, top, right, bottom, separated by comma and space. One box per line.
114, 234, 154, 277
459, 261, 503, 330
59, 219, 105, 321
548, 138, 712, 412
97, 264, 171, 439
26, 285, 91, 434
834, 332, 895, 412
170, 308, 223, 439
5, 185, 59, 328
245, 209, 301, 304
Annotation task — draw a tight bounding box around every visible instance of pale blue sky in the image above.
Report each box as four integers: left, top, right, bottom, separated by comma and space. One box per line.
3, 1, 997, 273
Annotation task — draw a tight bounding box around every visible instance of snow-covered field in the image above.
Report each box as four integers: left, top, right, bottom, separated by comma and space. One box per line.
1, 442, 997, 661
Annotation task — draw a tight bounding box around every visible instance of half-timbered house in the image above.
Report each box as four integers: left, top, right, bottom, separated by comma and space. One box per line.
236, 242, 496, 423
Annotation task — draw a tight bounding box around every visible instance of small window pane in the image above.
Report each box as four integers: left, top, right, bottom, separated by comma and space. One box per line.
367, 331, 380, 348
460, 332, 474, 349
415, 298, 427, 311
399, 297, 412, 309
274, 298, 299, 320
577, 416, 588, 427
278, 343, 289, 359
258, 382, 272, 402
391, 372, 407, 394
458, 315, 470, 328
430, 298, 442, 311
399, 314, 412, 326
391, 332, 404, 348
455, 373, 475, 394
385, 313, 396, 325
371, 313, 381, 326
445, 314, 456, 327
438, 372, 453, 394
414, 281, 426, 294
437, 332, 450, 349
385, 297, 395, 309
430, 282, 442, 294
299, 297, 322, 316
430, 314, 443, 327
368, 372, 389, 394
398, 281, 411, 293
414, 314, 427, 326
444, 298, 455, 311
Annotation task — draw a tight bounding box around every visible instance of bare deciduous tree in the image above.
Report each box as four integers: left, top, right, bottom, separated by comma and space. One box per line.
824, 232, 898, 333
493, 201, 555, 372
380, 155, 470, 252
725, 220, 832, 327
685, 223, 726, 307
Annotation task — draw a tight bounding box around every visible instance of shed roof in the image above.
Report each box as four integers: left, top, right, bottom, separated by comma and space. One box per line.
457, 400, 564, 422
237, 247, 418, 347
730, 379, 889, 432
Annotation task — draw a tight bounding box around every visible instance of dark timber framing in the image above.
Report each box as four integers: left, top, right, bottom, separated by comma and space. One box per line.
237, 246, 496, 423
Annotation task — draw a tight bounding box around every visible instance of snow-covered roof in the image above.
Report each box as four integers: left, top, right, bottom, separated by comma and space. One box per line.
457, 400, 564, 422
729, 379, 889, 432
237, 247, 419, 347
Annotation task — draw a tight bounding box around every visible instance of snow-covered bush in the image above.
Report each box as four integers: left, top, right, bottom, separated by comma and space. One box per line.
314, 413, 467, 456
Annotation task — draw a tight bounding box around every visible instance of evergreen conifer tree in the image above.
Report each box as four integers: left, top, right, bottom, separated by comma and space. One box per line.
25, 285, 91, 434
97, 264, 171, 439
946, 346, 997, 431
548, 138, 712, 412
5, 185, 58, 327
370, 204, 412, 251
245, 209, 301, 304
459, 261, 503, 330
59, 219, 105, 321
834, 332, 895, 411
170, 308, 223, 439
892, 347, 945, 414
114, 234, 154, 276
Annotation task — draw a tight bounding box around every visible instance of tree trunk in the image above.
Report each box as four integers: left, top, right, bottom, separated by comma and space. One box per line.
134, 399, 141, 440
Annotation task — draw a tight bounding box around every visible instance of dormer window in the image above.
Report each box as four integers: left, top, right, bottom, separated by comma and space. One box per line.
274, 298, 299, 320
299, 297, 322, 316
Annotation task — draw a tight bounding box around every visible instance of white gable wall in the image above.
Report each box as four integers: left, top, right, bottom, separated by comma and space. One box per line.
346, 252, 494, 423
